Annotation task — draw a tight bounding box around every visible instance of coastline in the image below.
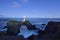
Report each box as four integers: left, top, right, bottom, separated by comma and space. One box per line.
0, 21, 60, 40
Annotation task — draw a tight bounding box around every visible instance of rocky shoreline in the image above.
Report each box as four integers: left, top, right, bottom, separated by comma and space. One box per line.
0, 20, 60, 40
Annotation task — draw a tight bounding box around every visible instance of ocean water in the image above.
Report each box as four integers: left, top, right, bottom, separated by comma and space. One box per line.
0, 18, 60, 38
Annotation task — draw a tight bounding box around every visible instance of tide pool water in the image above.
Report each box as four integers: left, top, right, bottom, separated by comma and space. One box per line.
17, 25, 38, 38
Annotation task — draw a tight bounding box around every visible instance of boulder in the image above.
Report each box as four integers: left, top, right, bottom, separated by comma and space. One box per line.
0, 31, 7, 36
37, 30, 45, 37
6, 20, 37, 35
27, 35, 39, 40
0, 36, 17, 40
45, 21, 57, 33
34, 21, 60, 40
44, 21, 60, 40
41, 24, 46, 26
7, 20, 22, 35
28, 25, 38, 30
17, 35, 28, 40
23, 20, 37, 30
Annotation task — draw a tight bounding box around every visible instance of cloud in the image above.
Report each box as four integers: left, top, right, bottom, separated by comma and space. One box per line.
10, 1, 20, 8
9, 0, 28, 8
19, 0, 28, 3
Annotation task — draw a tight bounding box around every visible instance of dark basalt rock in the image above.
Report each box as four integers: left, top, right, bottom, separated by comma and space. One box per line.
0, 21, 60, 40
17, 35, 28, 40
37, 30, 45, 37
34, 21, 60, 40
45, 21, 57, 33
7, 20, 22, 35
6, 20, 37, 35
0, 31, 7, 36
23, 20, 37, 30
44, 21, 60, 40
0, 36, 17, 40
27, 35, 39, 40
41, 24, 46, 26
0, 35, 28, 40
28, 25, 38, 30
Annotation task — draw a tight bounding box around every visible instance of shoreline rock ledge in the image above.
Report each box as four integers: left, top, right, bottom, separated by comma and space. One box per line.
27, 21, 60, 40
0, 21, 60, 40
6, 20, 37, 35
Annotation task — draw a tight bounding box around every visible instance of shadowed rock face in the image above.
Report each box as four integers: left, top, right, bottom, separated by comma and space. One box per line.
41, 24, 46, 26
27, 21, 60, 40
22, 20, 37, 30
45, 21, 57, 33
27, 35, 39, 40
0, 21, 60, 40
0, 35, 28, 40
45, 21, 60, 33
37, 30, 45, 38
17, 35, 28, 40
43, 21, 60, 40
6, 20, 37, 35
0, 36, 17, 40
7, 20, 22, 35
23, 20, 33, 30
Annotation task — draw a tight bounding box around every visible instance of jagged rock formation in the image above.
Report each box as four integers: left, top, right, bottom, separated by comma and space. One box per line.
44, 21, 60, 40
41, 24, 46, 26
7, 20, 22, 35
27, 21, 60, 40
0, 36, 17, 40
27, 35, 39, 40
0, 21, 60, 40
6, 20, 37, 35
45, 21, 57, 33
17, 35, 28, 40
38, 21, 60, 40
23, 20, 37, 30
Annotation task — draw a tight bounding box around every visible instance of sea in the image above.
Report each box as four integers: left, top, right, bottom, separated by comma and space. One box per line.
0, 18, 60, 38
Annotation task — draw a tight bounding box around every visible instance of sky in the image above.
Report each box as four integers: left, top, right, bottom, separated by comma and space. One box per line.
0, 0, 60, 18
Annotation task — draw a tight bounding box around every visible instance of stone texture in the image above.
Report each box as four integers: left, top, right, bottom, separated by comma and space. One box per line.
23, 20, 37, 30
7, 20, 22, 35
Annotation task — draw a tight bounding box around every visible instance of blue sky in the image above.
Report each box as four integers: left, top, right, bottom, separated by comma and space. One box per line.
0, 0, 60, 18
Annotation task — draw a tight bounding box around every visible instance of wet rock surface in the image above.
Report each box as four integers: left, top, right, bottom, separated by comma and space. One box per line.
41, 21, 60, 40
45, 21, 57, 33
27, 35, 39, 40
0, 21, 60, 40
23, 20, 37, 30
17, 35, 28, 40
41, 24, 46, 26
27, 21, 60, 40
7, 20, 22, 35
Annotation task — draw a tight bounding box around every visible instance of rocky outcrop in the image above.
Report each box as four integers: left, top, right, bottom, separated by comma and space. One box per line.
6, 20, 37, 35
30, 21, 60, 40
23, 20, 37, 30
0, 31, 7, 36
0, 21, 60, 40
7, 20, 22, 35
0, 35, 28, 40
0, 36, 17, 40
17, 35, 28, 40
43, 21, 60, 40
45, 21, 60, 33
41, 24, 46, 26
27, 35, 39, 40
37, 30, 45, 38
